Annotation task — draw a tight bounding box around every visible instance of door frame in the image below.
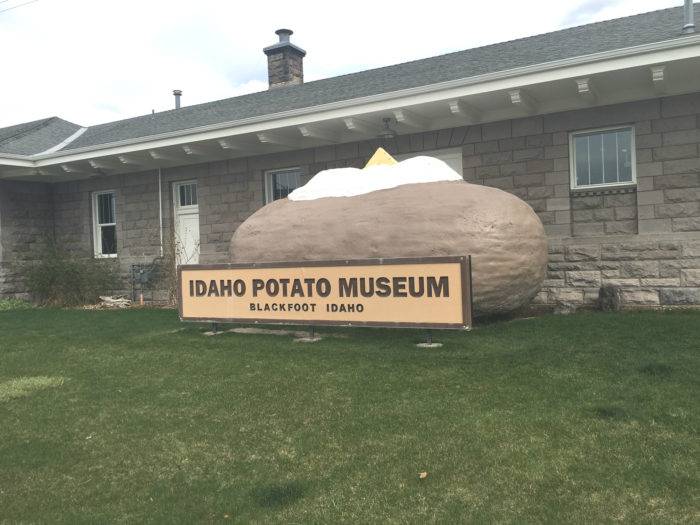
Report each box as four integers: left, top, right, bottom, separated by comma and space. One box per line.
172, 180, 200, 265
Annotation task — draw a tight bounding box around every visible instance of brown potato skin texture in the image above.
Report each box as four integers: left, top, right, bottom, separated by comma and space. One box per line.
230, 181, 548, 315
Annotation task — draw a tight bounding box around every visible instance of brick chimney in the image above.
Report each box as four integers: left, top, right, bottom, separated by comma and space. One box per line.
263, 29, 306, 89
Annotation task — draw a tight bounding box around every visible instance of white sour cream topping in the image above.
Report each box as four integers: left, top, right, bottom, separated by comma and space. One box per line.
287, 155, 462, 201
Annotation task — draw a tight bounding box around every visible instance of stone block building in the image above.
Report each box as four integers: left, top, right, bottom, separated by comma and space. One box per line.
1, 4, 700, 309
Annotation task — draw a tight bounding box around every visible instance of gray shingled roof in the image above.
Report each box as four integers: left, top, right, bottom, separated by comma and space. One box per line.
1, 4, 697, 156
0, 117, 81, 155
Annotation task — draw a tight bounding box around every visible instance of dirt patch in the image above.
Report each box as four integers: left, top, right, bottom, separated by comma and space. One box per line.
0, 376, 65, 402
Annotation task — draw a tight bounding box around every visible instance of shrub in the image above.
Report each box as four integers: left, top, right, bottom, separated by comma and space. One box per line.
142, 235, 181, 306
20, 245, 121, 306
0, 298, 34, 311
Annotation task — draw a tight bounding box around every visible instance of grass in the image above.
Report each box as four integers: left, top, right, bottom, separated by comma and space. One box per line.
0, 308, 698, 523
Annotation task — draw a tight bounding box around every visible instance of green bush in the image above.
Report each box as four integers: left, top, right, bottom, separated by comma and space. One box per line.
20, 245, 121, 306
0, 298, 34, 311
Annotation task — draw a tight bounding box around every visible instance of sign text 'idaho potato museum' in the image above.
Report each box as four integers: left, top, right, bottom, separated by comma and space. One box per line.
178, 257, 472, 329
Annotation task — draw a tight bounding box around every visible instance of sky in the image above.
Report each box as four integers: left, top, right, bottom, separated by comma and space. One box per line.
0, 0, 685, 128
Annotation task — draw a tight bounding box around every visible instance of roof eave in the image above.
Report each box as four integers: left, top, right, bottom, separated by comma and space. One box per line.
0, 154, 35, 167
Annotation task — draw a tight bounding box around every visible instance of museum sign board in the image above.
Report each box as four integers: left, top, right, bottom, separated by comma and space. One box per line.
178, 256, 472, 329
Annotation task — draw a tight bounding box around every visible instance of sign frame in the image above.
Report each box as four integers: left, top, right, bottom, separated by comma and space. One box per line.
178, 255, 472, 330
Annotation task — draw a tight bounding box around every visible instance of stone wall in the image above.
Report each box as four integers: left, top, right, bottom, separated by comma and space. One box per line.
0, 180, 53, 297
636, 95, 700, 235
447, 93, 700, 308
52, 170, 162, 261
1, 92, 699, 308
48, 162, 263, 300
541, 235, 700, 308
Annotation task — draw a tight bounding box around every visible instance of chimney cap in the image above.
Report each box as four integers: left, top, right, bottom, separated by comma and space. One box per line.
173, 89, 182, 96
275, 28, 293, 41
264, 28, 306, 57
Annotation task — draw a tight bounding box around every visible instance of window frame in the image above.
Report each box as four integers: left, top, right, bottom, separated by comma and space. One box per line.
92, 190, 118, 258
173, 180, 199, 212
569, 125, 637, 190
264, 167, 302, 204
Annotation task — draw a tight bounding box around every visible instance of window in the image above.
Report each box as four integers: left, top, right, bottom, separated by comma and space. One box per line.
265, 168, 301, 203
177, 182, 198, 207
570, 127, 635, 189
92, 191, 117, 257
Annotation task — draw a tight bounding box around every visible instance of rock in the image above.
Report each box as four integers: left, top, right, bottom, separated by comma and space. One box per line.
566, 270, 602, 287
565, 244, 600, 262
621, 289, 660, 305
293, 336, 323, 343
659, 287, 700, 305
553, 301, 578, 315
83, 295, 132, 309
681, 269, 700, 287
230, 180, 548, 316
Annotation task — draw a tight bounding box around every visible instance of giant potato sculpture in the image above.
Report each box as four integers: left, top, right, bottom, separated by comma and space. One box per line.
230, 149, 547, 316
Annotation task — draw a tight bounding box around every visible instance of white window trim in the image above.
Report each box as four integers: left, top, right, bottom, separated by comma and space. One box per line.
395, 147, 464, 176
569, 125, 637, 190
173, 180, 199, 213
264, 167, 302, 204
92, 190, 118, 258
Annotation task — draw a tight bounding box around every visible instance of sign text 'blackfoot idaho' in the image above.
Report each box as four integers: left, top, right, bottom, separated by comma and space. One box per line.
178, 257, 471, 329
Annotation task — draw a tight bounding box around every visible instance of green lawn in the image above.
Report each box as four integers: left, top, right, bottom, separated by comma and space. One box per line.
0, 308, 698, 523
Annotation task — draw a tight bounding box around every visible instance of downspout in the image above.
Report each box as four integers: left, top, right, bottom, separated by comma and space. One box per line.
158, 168, 164, 257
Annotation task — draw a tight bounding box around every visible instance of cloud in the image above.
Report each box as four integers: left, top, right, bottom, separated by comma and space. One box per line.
562, 0, 679, 26
562, 0, 617, 26
0, 0, 683, 128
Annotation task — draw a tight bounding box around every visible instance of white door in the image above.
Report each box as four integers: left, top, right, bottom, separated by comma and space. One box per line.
173, 181, 200, 265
